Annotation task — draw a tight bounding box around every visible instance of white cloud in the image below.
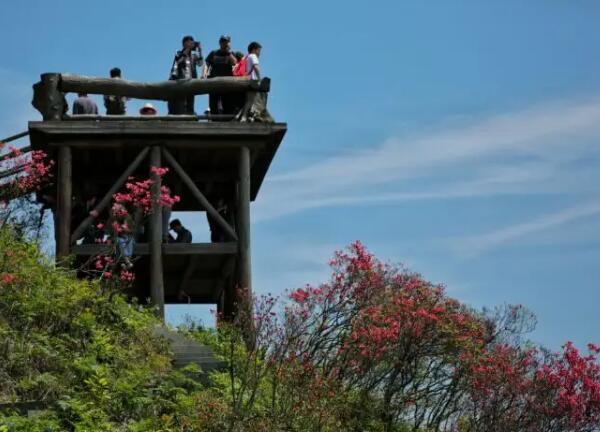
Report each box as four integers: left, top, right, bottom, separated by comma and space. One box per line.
454, 200, 600, 257
255, 96, 600, 222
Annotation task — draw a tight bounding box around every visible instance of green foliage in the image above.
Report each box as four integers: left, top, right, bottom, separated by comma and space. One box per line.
0, 227, 204, 431
2, 228, 594, 431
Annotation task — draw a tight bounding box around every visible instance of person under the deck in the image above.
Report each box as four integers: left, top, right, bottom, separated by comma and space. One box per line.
168, 35, 204, 115
72, 93, 98, 115
204, 35, 237, 115
104, 67, 127, 115
169, 219, 192, 243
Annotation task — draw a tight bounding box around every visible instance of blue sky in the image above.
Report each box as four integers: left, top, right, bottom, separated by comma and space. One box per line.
1, 0, 600, 350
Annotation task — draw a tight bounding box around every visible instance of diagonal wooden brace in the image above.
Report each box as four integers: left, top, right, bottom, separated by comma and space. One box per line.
161, 147, 238, 241
70, 146, 150, 243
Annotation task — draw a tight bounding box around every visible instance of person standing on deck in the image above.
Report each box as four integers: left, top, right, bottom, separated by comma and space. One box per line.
104, 67, 127, 115
232, 51, 248, 113
204, 35, 237, 115
169, 35, 204, 115
73, 93, 98, 115
246, 41, 262, 80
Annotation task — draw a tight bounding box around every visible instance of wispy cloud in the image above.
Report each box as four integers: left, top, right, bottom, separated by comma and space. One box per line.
255, 97, 600, 222
454, 200, 600, 257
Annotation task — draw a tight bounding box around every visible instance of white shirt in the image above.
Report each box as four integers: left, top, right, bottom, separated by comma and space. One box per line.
246, 53, 260, 79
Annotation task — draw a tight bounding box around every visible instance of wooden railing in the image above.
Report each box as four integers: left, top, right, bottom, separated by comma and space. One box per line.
32, 73, 273, 122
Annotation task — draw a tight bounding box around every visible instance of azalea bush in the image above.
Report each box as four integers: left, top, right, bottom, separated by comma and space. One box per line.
0, 144, 54, 243
187, 242, 600, 432
81, 166, 180, 287
0, 145, 54, 203
1, 176, 599, 432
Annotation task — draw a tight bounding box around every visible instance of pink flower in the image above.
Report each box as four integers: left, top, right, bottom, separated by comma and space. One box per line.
150, 166, 169, 176
1, 272, 16, 285
119, 270, 135, 282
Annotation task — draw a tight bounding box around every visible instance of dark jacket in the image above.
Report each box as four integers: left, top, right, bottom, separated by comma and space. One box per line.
173, 226, 192, 243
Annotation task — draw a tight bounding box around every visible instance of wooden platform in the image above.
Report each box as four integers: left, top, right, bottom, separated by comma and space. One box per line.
28, 120, 287, 205
29, 117, 285, 317
74, 242, 237, 304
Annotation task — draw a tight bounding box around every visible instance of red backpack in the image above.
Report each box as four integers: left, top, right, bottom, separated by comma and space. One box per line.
233, 56, 248, 77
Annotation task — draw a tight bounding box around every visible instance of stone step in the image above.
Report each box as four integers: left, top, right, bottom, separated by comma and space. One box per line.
153, 326, 225, 372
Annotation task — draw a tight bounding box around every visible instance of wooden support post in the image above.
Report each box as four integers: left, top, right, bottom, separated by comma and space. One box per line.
235, 146, 253, 337
162, 148, 238, 241
56, 146, 72, 260
149, 146, 165, 319
70, 147, 150, 243
177, 256, 199, 302
237, 146, 252, 293
32, 73, 66, 121
215, 256, 236, 322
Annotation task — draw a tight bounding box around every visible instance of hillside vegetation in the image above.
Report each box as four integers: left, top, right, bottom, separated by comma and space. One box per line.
1, 227, 600, 431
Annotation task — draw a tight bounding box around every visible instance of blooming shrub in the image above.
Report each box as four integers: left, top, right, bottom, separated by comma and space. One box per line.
86, 167, 180, 286
190, 242, 600, 432
0, 146, 54, 203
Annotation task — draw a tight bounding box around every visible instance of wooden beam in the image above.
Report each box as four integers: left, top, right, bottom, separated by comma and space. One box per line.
163, 242, 237, 255
0, 146, 32, 163
177, 256, 199, 302
70, 147, 150, 243
0, 131, 29, 144
213, 256, 236, 303
0, 165, 25, 180
71, 242, 237, 256
59, 74, 270, 100
149, 146, 165, 319
66, 114, 235, 121
31, 120, 283, 137
161, 147, 238, 241
46, 138, 267, 152
56, 146, 72, 260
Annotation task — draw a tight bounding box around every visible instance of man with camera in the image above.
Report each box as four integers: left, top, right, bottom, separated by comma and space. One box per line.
169, 35, 204, 115
204, 35, 237, 115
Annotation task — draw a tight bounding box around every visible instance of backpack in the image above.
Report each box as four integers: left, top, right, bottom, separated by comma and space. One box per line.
233, 56, 248, 77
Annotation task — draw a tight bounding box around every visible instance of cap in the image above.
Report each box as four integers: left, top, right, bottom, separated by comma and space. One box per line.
219, 34, 231, 42
139, 103, 157, 115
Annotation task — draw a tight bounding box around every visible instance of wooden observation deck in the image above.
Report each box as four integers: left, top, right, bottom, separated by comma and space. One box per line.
27, 73, 287, 321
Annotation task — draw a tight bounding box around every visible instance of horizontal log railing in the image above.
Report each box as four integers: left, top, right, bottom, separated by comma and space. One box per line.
32, 73, 274, 122
60, 74, 270, 99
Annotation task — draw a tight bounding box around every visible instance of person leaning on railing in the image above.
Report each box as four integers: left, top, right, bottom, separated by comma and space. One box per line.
168, 35, 204, 115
